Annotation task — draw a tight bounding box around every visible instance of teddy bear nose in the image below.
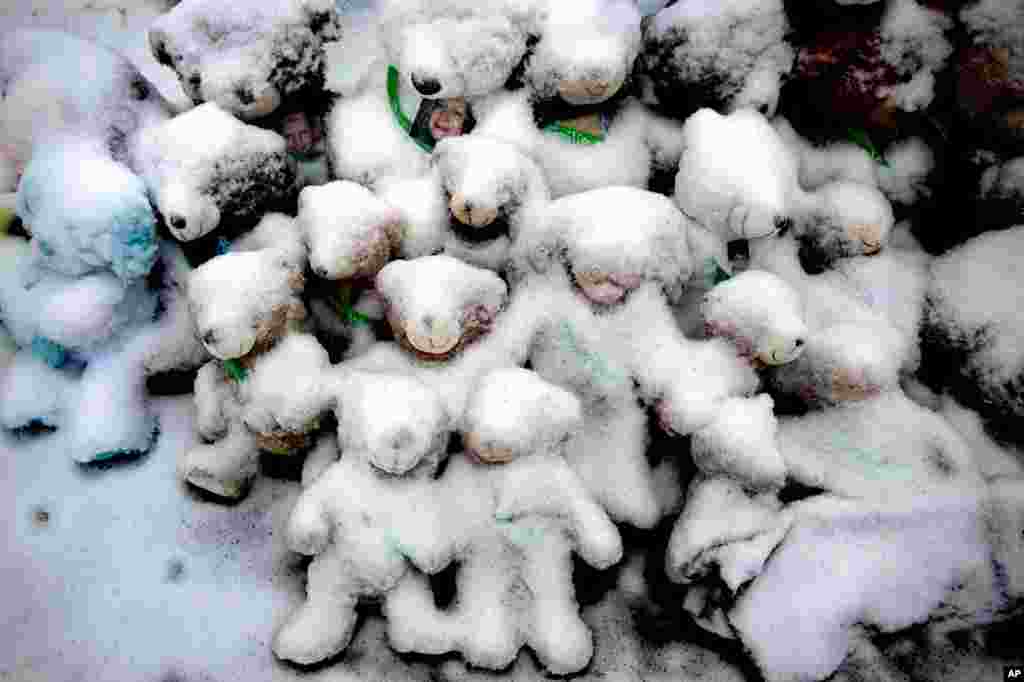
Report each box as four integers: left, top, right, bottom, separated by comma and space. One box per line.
236, 87, 254, 105
168, 215, 186, 232
314, 265, 329, 278
202, 330, 217, 345
795, 338, 805, 347
411, 73, 442, 96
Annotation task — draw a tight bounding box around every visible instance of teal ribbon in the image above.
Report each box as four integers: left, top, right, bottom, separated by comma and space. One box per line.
846, 127, 890, 168
222, 358, 248, 383
543, 121, 605, 145
31, 335, 68, 369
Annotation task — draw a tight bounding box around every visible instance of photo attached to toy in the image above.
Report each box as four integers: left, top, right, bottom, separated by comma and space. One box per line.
408, 97, 476, 151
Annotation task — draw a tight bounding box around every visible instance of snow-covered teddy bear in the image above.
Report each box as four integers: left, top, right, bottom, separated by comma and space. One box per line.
132, 102, 297, 250
273, 372, 454, 665
322, 0, 534, 256
639, 0, 794, 120
385, 368, 623, 675
470, 0, 688, 199
147, 0, 342, 120
340, 255, 532, 427
0, 30, 172, 194
509, 187, 806, 529
298, 180, 404, 360
0, 140, 162, 463
181, 214, 330, 499
920, 225, 1024, 449
780, 0, 953, 144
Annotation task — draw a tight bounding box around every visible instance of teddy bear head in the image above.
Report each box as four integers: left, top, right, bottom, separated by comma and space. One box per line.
337, 371, 451, 477
462, 367, 582, 464
241, 333, 331, 454
701, 270, 807, 368
433, 134, 549, 267
769, 322, 902, 407
525, 186, 694, 305
523, 0, 643, 107
375, 255, 508, 360
187, 243, 306, 361
640, 0, 793, 119
16, 139, 158, 283
298, 181, 404, 281
795, 181, 895, 274
133, 103, 296, 243
148, 0, 341, 120
378, 0, 531, 100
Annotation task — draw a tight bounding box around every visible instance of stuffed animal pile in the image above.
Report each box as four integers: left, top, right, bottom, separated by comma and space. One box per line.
2, 0, 1024, 680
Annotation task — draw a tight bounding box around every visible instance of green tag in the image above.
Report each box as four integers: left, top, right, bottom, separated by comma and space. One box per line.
387, 65, 434, 153
846, 127, 889, 168
543, 122, 604, 145
222, 358, 248, 383
332, 282, 373, 326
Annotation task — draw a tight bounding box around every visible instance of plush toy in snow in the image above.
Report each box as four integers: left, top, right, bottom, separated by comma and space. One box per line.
639, 0, 793, 120
510, 187, 805, 528
273, 372, 453, 665
147, 0, 341, 120
920, 225, 1024, 449
0, 30, 172, 194
322, 0, 533, 257
433, 134, 551, 272
0, 141, 163, 462
972, 155, 1024, 235
299, 181, 403, 360
468, 0, 688, 199
385, 368, 623, 675
133, 102, 297, 248
956, 0, 1024, 155
340, 255, 531, 427
180, 214, 328, 499
780, 0, 953, 144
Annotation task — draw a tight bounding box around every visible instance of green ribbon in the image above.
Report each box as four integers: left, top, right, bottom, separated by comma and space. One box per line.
332, 282, 373, 326
387, 65, 435, 153
543, 122, 605, 145
222, 358, 248, 383
846, 127, 889, 168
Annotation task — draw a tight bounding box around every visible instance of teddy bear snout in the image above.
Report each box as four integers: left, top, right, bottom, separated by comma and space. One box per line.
411, 73, 443, 96
168, 214, 186, 233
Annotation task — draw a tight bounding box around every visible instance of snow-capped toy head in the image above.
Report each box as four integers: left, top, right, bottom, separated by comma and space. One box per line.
133, 103, 297, 243
378, 0, 530, 101
640, 0, 793, 119
298, 181, 404, 281
434, 134, 549, 269
796, 181, 895, 274
148, 0, 341, 120
376, 255, 508, 360
338, 372, 451, 476
463, 368, 582, 464
770, 322, 903, 406
187, 235, 306, 361
523, 0, 642, 107
17, 140, 158, 283
675, 108, 804, 242
526, 186, 694, 304
701, 270, 807, 367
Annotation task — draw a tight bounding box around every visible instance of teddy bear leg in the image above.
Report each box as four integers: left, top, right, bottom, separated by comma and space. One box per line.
456, 555, 521, 671
565, 402, 660, 529
0, 144, 20, 193
180, 420, 259, 499
274, 547, 362, 665
385, 569, 458, 657
0, 349, 72, 431
523, 540, 593, 675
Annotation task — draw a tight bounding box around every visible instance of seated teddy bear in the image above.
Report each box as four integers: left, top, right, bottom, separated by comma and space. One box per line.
0, 30, 172, 194
385, 368, 623, 675
468, 0, 689, 199
273, 371, 453, 665
180, 214, 330, 498
509, 187, 806, 528
0, 141, 163, 462
147, 0, 341, 120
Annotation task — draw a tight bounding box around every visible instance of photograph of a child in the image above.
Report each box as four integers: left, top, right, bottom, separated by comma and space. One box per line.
279, 108, 330, 188
409, 97, 476, 151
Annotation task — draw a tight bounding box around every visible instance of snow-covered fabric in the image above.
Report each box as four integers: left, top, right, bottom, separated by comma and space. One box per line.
147, 0, 341, 119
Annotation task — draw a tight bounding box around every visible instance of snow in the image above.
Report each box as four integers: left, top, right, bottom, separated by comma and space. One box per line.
877, 0, 953, 112
928, 225, 1024, 385
876, 137, 935, 205
675, 108, 804, 241
961, 0, 1024, 73
730, 491, 991, 682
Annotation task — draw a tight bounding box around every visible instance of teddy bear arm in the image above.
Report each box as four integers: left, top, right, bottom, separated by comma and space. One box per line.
193, 361, 230, 441
559, 475, 623, 570
287, 479, 334, 556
